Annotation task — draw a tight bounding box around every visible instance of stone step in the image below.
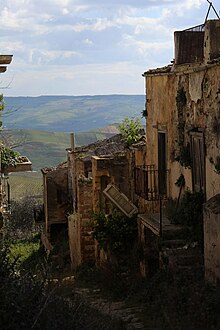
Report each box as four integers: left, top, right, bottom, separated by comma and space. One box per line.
175, 254, 204, 266
162, 239, 186, 248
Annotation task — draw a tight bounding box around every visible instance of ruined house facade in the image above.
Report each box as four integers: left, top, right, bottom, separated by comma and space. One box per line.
41, 132, 145, 269
139, 19, 220, 282
67, 134, 144, 268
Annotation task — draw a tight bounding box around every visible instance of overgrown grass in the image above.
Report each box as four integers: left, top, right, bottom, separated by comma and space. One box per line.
9, 172, 43, 201
0, 238, 125, 330
6, 234, 41, 266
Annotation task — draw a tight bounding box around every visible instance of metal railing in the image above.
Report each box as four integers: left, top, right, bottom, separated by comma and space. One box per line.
184, 24, 205, 32
135, 165, 170, 201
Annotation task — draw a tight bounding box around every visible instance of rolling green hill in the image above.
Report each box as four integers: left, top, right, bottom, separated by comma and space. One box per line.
9, 172, 43, 201
4, 95, 145, 132
3, 126, 119, 170
2, 95, 145, 193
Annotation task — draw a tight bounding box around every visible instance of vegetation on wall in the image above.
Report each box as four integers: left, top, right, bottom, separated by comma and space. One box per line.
1, 146, 20, 171
176, 87, 187, 148
91, 210, 137, 255
212, 110, 220, 137
118, 117, 143, 146
175, 143, 192, 168
176, 87, 187, 108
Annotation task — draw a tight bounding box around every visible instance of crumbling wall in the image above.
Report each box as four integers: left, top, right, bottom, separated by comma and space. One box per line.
144, 63, 220, 200
46, 167, 68, 225
204, 194, 220, 284
68, 180, 95, 268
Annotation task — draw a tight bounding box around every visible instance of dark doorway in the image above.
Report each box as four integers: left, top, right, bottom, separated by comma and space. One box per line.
158, 132, 167, 196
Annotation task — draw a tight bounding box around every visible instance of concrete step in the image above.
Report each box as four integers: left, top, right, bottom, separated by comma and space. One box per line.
162, 239, 186, 248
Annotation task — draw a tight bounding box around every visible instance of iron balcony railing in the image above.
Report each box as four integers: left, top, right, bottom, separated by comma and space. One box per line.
135, 165, 170, 201
184, 23, 205, 32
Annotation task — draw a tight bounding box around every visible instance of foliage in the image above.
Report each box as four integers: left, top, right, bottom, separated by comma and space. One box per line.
6, 235, 40, 267
0, 94, 5, 112
118, 117, 142, 146
0, 94, 4, 127
0, 242, 125, 330
176, 87, 187, 108
91, 211, 138, 255
4, 195, 43, 239
142, 109, 147, 118
1, 146, 20, 170
175, 143, 192, 168
175, 173, 185, 187
135, 270, 220, 330
212, 116, 220, 137
165, 190, 204, 244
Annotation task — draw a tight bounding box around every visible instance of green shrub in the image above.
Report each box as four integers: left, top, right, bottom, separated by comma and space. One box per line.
5, 195, 43, 239
92, 211, 138, 255
118, 117, 143, 146
0, 246, 124, 330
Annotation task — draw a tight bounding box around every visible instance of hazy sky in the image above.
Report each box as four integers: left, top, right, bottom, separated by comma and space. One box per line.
0, 0, 218, 96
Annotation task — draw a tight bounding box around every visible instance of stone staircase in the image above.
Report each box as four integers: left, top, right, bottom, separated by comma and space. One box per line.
161, 239, 204, 278
138, 212, 204, 278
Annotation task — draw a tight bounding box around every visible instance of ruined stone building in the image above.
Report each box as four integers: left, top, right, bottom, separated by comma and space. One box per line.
138, 19, 220, 282
41, 19, 220, 284
67, 133, 144, 268
41, 132, 145, 268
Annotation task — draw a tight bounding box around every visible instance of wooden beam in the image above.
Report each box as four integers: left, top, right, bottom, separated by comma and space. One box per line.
0, 55, 13, 65
0, 67, 7, 73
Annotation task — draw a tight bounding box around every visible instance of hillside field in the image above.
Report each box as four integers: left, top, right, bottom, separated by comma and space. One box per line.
4, 95, 145, 132
9, 172, 43, 201
3, 126, 119, 170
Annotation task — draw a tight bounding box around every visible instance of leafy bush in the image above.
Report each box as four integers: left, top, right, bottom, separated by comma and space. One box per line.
175, 143, 192, 168
118, 117, 143, 146
1, 146, 20, 171
92, 211, 138, 255
5, 195, 43, 239
0, 245, 125, 330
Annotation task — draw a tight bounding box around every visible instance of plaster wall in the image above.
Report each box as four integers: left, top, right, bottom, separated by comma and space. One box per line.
145, 64, 220, 200
204, 197, 220, 283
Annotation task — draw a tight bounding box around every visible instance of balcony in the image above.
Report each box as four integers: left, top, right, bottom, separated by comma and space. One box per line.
135, 165, 170, 201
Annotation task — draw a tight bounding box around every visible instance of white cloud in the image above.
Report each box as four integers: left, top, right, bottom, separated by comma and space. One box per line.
0, 0, 214, 97
83, 38, 93, 45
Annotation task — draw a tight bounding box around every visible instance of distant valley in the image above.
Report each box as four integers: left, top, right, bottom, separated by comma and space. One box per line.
3, 126, 119, 170
4, 95, 145, 132
3, 95, 145, 171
